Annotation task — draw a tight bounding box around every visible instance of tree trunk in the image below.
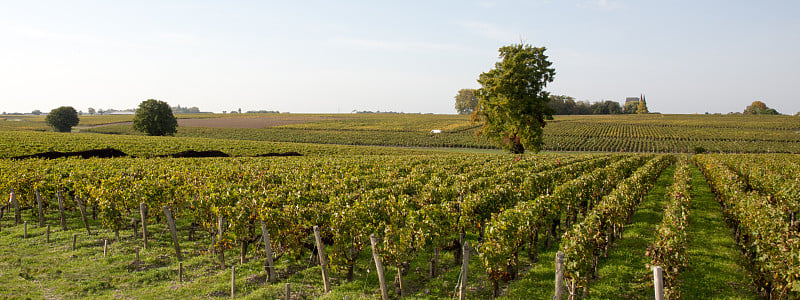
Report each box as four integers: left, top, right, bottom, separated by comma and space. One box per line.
528, 228, 539, 262
240, 239, 249, 264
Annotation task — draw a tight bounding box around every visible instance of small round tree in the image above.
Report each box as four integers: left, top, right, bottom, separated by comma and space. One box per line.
45, 106, 80, 132
133, 99, 178, 136
454, 88, 479, 115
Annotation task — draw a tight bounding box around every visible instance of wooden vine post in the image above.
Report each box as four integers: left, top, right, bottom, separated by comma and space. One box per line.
313, 225, 331, 293
459, 241, 470, 300
76, 196, 92, 235
139, 203, 148, 249
163, 206, 182, 261
230, 266, 235, 298
217, 215, 225, 267
11, 188, 21, 226
370, 234, 389, 300
429, 247, 438, 279
260, 220, 276, 282
554, 251, 565, 300
35, 189, 45, 227
57, 191, 67, 231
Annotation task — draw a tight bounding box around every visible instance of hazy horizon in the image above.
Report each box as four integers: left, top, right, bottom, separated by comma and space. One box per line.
2, 1, 799, 115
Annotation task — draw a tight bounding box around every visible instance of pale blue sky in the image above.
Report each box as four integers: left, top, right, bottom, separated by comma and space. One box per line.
1, 0, 798, 114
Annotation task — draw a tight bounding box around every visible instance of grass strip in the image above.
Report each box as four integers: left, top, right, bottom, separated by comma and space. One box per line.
584, 164, 674, 299
677, 164, 757, 299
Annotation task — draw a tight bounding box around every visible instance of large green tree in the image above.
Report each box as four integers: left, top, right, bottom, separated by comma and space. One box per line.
473, 43, 555, 154
45, 106, 80, 132
133, 99, 178, 136
454, 89, 479, 115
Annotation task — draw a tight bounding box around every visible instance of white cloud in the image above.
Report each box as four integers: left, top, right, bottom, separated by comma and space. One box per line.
456, 21, 521, 42
577, 0, 624, 10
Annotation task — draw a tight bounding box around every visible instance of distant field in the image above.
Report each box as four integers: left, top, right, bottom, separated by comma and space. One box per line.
0, 130, 428, 158
81, 113, 800, 153
4, 113, 800, 153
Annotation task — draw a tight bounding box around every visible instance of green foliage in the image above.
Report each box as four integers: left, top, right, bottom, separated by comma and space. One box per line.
693, 146, 706, 154
474, 43, 555, 154
636, 99, 649, 114
45, 106, 80, 132
548, 95, 576, 115
592, 100, 623, 114
694, 154, 800, 297
744, 100, 779, 115
647, 158, 691, 299
454, 89, 479, 115
560, 155, 675, 295
622, 101, 639, 114
133, 99, 178, 136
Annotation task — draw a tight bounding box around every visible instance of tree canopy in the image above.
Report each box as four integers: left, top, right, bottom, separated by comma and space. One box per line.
133, 99, 178, 136
473, 43, 555, 154
45, 106, 80, 132
454, 89, 479, 115
744, 101, 779, 115
593, 100, 623, 114
636, 98, 649, 114
622, 101, 639, 114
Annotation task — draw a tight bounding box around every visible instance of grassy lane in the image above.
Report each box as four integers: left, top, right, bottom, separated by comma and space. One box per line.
499, 248, 559, 299
585, 165, 675, 299
677, 164, 757, 299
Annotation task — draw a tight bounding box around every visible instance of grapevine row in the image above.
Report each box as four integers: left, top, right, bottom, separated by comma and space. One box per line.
693, 154, 800, 297
646, 157, 692, 298
559, 154, 675, 297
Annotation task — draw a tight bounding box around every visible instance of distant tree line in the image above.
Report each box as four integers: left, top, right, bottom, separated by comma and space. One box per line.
455, 89, 651, 116
547, 95, 648, 115
245, 110, 280, 114
351, 110, 425, 114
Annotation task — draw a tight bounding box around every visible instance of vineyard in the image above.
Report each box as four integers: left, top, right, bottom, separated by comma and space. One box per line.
80, 114, 800, 153
1, 151, 796, 299
1, 112, 799, 298
4, 113, 799, 153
